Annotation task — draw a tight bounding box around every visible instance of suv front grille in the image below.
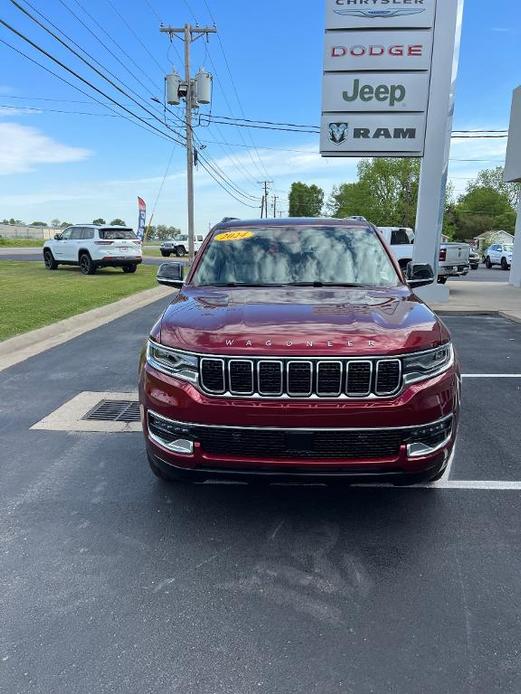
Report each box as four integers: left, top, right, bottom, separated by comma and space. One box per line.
199, 357, 402, 399
147, 412, 453, 461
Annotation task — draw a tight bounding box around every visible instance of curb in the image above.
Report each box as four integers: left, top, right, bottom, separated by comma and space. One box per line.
0, 285, 174, 373
434, 308, 521, 324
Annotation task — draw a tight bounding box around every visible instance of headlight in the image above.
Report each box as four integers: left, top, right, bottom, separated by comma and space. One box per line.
146, 341, 199, 384
402, 343, 454, 385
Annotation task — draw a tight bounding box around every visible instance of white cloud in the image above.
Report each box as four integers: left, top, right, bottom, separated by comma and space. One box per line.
0, 121, 91, 174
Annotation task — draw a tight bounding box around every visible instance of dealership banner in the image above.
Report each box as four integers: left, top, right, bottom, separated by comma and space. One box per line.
137, 196, 146, 241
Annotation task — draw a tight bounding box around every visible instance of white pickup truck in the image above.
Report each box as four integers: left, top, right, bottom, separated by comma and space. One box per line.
378, 227, 470, 284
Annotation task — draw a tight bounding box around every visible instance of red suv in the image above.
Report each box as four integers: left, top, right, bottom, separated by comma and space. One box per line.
139, 218, 460, 485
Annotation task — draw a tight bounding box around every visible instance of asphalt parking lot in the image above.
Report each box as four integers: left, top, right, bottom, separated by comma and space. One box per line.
1, 303, 521, 693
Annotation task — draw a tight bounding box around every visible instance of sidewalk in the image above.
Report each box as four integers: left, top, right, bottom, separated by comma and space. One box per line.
431, 281, 521, 323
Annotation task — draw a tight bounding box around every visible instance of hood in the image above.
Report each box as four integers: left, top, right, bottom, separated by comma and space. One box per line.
158, 286, 442, 357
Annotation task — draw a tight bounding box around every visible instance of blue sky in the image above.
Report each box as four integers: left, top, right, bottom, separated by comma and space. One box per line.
0, 0, 520, 232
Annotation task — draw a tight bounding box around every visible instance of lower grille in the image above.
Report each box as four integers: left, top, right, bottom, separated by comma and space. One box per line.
148, 412, 452, 461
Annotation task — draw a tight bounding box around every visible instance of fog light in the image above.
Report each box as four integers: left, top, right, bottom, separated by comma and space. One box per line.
407, 442, 436, 458
165, 438, 194, 455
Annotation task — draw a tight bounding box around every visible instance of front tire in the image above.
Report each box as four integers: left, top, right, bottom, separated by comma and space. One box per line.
501, 257, 509, 270
43, 250, 58, 270
485, 256, 492, 269
79, 252, 96, 275
175, 245, 186, 257
161, 251, 170, 257
122, 264, 137, 273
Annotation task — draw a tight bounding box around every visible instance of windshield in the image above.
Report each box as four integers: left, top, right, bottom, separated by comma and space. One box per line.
192, 225, 400, 287
99, 228, 136, 240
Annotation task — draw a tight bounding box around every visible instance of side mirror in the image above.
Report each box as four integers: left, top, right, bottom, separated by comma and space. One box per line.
406, 262, 434, 288
54, 233, 62, 240
157, 262, 184, 288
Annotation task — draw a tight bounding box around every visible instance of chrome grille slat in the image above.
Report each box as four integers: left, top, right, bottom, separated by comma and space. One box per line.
258, 360, 283, 396
229, 359, 254, 395
346, 361, 372, 397
375, 359, 402, 396
199, 356, 403, 399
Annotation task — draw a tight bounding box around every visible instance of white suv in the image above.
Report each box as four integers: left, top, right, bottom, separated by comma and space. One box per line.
43, 225, 142, 274
484, 243, 513, 270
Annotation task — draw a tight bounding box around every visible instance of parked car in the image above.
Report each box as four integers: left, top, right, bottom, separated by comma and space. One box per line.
43, 225, 142, 274
378, 227, 470, 284
437, 242, 470, 284
484, 243, 513, 270
469, 249, 480, 270
139, 217, 460, 486
378, 227, 414, 272
160, 234, 205, 257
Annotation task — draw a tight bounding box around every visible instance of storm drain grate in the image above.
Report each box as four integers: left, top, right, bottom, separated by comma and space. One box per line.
83, 399, 140, 423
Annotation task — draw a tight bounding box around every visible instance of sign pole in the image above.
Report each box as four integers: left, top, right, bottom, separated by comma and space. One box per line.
503, 86, 521, 288
412, 0, 465, 303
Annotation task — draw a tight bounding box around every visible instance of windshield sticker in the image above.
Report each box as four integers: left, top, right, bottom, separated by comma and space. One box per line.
215, 230, 254, 241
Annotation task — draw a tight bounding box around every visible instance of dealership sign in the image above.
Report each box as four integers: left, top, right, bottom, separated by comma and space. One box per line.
323, 72, 429, 112
325, 0, 436, 29
324, 30, 433, 71
321, 0, 439, 156
321, 114, 426, 154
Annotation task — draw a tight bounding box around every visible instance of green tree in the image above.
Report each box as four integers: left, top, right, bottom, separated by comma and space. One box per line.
30, 221, 47, 227
454, 186, 515, 240
288, 182, 324, 217
110, 218, 126, 226
50, 218, 61, 227
327, 158, 421, 227
60, 221, 72, 228
467, 166, 520, 208
92, 218, 106, 225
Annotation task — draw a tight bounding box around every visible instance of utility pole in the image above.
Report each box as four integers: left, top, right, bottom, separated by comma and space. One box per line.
272, 195, 278, 218
258, 181, 273, 219
160, 24, 216, 262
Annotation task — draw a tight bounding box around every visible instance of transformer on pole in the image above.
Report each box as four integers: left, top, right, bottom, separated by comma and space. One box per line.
160, 24, 216, 263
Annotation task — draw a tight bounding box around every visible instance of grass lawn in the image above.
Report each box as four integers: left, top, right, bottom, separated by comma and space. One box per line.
0, 238, 45, 247
0, 261, 159, 341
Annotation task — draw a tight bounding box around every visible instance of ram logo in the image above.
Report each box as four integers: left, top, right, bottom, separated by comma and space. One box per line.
328, 122, 349, 145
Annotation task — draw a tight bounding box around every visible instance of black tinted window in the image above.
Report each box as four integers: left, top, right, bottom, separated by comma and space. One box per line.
69, 227, 82, 240
390, 229, 410, 245
193, 226, 399, 287
99, 228, 136, 240
81, 228, 94, 240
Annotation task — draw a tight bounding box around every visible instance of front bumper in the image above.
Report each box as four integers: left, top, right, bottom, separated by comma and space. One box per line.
140, 362, 460, 481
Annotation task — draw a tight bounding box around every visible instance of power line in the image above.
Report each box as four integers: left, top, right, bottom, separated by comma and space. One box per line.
56, 0, 160, 94
102, 0, 168, 74
8, 0, 173, 132
199, 0, 271, 180
0, 36, 175, 142
0, 16, 186, 145
1, 26, 260, 208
